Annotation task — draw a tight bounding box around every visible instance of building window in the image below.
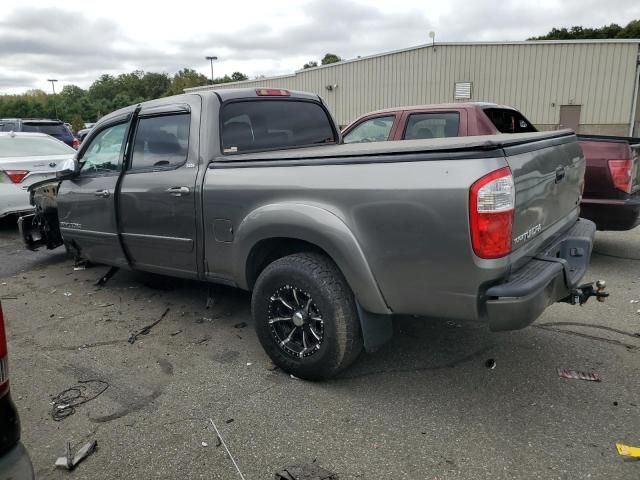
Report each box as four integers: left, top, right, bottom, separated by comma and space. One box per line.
454, 82, 472, 100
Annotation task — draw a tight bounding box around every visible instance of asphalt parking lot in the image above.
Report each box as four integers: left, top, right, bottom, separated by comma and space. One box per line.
1, 215, 639, 480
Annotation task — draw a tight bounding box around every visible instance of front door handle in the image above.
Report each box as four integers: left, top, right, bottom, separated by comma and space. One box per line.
95, 189, 110, 198
555, 166, 566, 184
166, 186, 190, 197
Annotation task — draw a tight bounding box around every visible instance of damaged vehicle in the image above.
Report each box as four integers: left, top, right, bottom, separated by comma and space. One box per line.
0, 132, 76, 221
20, 88, 607, 379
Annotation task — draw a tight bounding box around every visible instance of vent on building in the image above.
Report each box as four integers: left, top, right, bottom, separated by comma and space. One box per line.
454, 82, 472, 100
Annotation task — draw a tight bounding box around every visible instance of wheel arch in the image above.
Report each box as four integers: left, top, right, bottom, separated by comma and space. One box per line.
234, 203, 391, 315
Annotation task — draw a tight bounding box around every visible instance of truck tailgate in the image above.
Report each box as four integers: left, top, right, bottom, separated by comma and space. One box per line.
502, 132, 584, 255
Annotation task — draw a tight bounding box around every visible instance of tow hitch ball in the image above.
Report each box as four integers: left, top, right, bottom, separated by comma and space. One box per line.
564, 280, 609, 306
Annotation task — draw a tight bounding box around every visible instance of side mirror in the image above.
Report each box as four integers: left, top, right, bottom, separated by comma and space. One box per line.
56, 157, 79, 179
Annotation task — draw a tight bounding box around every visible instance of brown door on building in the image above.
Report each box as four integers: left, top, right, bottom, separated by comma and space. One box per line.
559, 105, 581, 132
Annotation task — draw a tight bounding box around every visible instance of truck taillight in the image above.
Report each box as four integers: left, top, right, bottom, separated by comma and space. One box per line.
608, 159, 633, 193
4, 170, 29, 184
256, 88, 290, 96
0, 302, 8, 395
469, 167, 515, 259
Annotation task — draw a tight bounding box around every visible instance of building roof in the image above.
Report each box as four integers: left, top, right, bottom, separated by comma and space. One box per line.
185, 39, 640, 93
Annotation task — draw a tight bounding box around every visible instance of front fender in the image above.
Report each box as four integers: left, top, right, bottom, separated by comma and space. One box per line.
233, 203, 391, 315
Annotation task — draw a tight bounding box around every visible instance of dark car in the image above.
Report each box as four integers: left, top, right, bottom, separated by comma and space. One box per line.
0, 301, 35, 479
0, 118, 79, 149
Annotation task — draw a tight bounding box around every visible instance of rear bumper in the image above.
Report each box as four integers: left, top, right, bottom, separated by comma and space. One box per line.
0, 184, 32, 219
580, 196, 640, 231
484, 218, 596, 331
0, 442, 35, 480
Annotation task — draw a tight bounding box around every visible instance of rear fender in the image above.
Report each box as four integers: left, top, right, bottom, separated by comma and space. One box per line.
233, 203, 391, 315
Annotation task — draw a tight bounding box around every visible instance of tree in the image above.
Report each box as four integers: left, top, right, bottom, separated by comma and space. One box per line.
71, 114, 84, 133
165, 68, 208, 95
303, 61, 318, 69
529, 19, 639, 40
321, 53, 342, 65
230, 72, 249, 82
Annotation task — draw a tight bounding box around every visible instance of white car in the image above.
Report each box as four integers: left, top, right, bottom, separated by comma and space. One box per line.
0, 132, 76, 218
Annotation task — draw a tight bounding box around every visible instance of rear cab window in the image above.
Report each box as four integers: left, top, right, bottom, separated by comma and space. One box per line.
220, 100, 336, 154
403, 112, 460, 139
483, 108, 537, 134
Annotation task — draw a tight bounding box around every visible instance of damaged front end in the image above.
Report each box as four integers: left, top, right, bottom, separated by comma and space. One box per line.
18, 179, 64, 251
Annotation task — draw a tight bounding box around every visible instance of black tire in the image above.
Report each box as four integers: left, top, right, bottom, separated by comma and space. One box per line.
252, 252, 363, 380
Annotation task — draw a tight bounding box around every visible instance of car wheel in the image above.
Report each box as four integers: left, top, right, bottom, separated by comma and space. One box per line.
252, 252, 363, 380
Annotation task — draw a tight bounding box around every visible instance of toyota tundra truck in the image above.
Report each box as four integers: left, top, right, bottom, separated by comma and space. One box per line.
19, 88, 606, 379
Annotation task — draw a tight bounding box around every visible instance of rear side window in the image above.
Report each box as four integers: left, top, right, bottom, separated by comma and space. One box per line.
483, 108, 537, 134
404, 112, 460, 140
0, 122, 16, 132
343, 116, 395, 144
22, 123, 68, 136
130, 114, 190, 170
221, 100, 336, 153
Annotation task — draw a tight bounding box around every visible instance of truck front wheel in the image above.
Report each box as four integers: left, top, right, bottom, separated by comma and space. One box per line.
251, 252, 363, 380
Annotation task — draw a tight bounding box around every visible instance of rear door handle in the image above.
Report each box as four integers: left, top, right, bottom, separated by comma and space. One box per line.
166, 186, 190, 197
555, 167, 566, 183
95, 189, 110, 198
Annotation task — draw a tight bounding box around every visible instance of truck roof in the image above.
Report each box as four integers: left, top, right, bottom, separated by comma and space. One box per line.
97, 88, 323, 125
356, 102, 518, 117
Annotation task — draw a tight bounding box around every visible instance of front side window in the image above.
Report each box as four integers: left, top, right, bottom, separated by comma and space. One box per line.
221, 100, 336, 153
79, 123, 127, 174
404, 112, 460, 140
130, 114, 190, 169
483, 108, 537, 134
343, 116, 395, 144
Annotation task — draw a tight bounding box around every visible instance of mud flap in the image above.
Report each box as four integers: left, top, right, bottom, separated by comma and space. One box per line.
356, 303, 393, 352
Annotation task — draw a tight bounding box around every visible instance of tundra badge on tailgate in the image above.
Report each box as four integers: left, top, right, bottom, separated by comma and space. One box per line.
514, 223, 542, 244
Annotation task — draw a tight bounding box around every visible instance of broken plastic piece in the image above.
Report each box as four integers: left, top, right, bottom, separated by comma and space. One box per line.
557, 368, 601, 382
55, 440, 98, 470
128, 308, 170, 344
95, 266, 119, 287
616, 443, 640, 458
275, 464, 338, 480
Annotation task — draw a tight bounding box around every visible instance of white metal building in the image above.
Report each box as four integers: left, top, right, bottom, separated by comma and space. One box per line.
187, 40, 640, 136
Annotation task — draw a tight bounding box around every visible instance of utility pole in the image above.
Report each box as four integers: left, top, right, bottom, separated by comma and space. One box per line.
205, 56, 218, 84
47, 79, 59, 118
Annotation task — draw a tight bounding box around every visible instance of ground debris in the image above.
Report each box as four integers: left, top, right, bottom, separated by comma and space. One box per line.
55, 439, 98, 470
616, 443, 640, 459
128, 308, 170, 344
234, 322, 247, 329
50, 380, 109, 421
557, 368, 601, 382
275, 463, 339, 480
170, 329, 183, 336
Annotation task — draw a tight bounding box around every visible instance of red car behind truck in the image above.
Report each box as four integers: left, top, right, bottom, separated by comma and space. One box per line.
342, 103, 640, 231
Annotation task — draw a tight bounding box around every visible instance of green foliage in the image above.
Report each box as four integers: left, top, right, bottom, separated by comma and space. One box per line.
530, 19, 640, 40
71, 114, 84, 133
0, 68, 248, 123
303, 60, 318, 69
321, 53, 342, 65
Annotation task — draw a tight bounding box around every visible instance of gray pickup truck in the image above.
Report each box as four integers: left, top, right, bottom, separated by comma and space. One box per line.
19, 88, 606, 379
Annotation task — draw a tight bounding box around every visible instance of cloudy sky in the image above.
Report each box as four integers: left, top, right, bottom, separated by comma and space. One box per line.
1, 0, 639, 94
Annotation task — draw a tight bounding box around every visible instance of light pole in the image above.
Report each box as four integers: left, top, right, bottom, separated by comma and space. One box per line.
205, 56, 218, 85
47, 79, 58, 118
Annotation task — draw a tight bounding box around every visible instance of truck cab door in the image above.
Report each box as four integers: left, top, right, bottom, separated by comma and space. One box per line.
57, 116, 131, 266
118, 102, 200, 278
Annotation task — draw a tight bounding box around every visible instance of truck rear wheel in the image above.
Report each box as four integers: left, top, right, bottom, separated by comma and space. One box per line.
252, 252, 363, 380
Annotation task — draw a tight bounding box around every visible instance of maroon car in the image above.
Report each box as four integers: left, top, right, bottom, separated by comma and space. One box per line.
342, 103, 640, 231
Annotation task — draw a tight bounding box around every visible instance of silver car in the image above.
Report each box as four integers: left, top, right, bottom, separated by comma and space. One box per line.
0, 132, 75, 219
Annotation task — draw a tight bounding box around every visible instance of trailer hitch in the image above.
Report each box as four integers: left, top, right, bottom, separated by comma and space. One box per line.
562, 280, 609, 306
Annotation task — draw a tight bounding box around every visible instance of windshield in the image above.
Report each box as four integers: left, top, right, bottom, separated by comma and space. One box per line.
0, 135, 75, 157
